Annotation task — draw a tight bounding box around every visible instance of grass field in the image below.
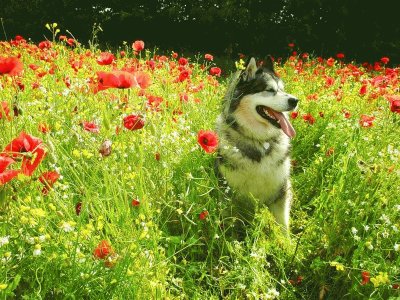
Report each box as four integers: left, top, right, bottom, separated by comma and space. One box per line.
1, 28, 400, 299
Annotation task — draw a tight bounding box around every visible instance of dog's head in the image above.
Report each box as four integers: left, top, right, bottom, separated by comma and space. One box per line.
224, 56, 298, 140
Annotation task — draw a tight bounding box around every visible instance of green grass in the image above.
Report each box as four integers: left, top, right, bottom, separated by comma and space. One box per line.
0, 36, 399, 299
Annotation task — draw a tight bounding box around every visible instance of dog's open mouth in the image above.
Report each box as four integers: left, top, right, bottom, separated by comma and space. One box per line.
256, 105, 296, 138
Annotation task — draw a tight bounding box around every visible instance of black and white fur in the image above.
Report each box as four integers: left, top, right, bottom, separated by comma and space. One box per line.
216, 56, 298, 231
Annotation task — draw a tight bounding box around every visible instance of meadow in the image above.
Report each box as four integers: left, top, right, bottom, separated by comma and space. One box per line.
0, 26, 400, 299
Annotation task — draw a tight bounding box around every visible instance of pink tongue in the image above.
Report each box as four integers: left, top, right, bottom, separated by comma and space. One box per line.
266, 108, 296, 138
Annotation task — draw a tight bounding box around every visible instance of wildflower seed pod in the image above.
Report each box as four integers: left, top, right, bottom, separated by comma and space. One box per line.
99, 140, 112, 157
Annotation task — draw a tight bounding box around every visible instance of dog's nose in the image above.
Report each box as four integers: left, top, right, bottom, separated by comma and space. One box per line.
288, 98, 299, 109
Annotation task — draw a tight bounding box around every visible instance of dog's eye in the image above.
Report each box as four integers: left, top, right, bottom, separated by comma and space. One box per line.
266, 88, 275, 93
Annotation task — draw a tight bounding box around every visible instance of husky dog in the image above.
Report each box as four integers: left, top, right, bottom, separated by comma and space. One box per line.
216, 56, 298, 232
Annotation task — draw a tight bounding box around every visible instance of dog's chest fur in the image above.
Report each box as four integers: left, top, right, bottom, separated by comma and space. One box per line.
216, 122, 291, 206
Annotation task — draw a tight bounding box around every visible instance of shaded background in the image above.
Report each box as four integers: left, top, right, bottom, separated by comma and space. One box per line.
1, 0, 399, 64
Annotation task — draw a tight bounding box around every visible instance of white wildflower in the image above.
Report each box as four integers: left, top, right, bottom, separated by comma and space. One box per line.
380, 214, 391, 225
33, 244, 42, 256
262, 288, 280, 300
0, 236, 10, 247
351, 227, 358, 235
60, 221, 75, 232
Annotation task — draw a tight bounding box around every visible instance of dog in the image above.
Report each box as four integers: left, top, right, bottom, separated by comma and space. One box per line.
215, 56, 298, 233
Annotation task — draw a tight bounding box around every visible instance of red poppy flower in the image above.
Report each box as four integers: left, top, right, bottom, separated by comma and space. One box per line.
123, 114, 145, 130
390, 99, 400, 114
0, 101, 11, 120
380, 57, 389, 64
66, 38, 76, 47
131, 199, 140, 207
359, 114, 375, 128
93, 240, 113, 259
288, 43, 295, 48
38, 123, 50, 134
302, 113, 315, 125
359, 84, 367, 96
342, 110, 351, 119
197, 130, 218, 153
39, 170, 60, 194
290, 111, 299, 119
325, 76, 335, 87
147, 95, 163, 109
210, 67, 222, 77
386, 95, 400, 113
96, 52, 116, 65
2, 132, 47, 176
0, 57, 23, 76
326, 148, 335, 157
96, 71, 139, 92
82, 121, 100, 133
336, 53, 345, 59
326, 57, 335, 67
0, 156, 20, 185
132, 40, 145, 52
199, 210, 209, 220
204, 54, 214, 61
361, 271, 370, 285
75, 202, 82, 215
178, 57, 188, 66
155, 152, 160, 161
11, 35, 26, 45
38, 40, 51, 49
134, 71, 151, 89
175, 69, 189, 82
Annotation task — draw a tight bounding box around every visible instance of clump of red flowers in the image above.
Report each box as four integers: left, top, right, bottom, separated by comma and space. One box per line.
1, 132, 47, 177
39, 170, 60, 194
199, 210, 209, 220
132, 40, 145, 52
0, 57, 23, 76
380, 57, 389, 65
131, 199, 140, 207
96, 52, 116, 65
0, 156, 20, 185
210, 67, 222, 77
302, 113, 316, 125
123, 114, 145, 130
95, 70, 150, 92
82, 121, 100, 133
204, 54, 213, 61
359, 114, 375, 128
93, 240, 114, 259
197, 130, 218, 153
386, 95, 400, 114
361, 271, 370, 285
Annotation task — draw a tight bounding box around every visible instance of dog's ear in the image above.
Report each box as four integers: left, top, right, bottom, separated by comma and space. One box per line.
263, 55, 275, 74
242, 57, 257, 81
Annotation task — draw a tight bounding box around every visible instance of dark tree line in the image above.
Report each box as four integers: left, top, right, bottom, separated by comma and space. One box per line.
1, 0, 399, 63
